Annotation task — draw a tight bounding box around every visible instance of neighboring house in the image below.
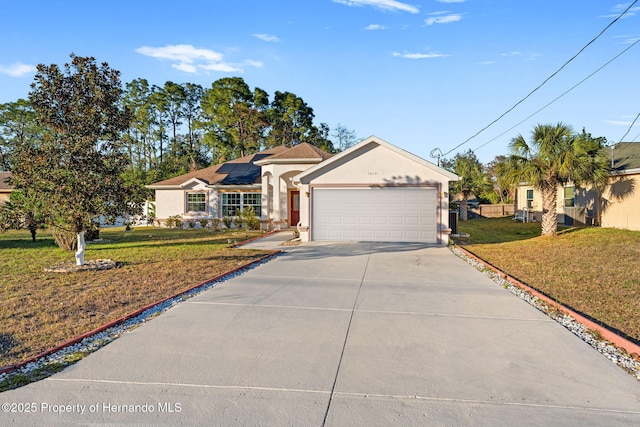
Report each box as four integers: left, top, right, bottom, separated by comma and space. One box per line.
149, 136, 459, 244
515, 142, 640, 231
0, 172, 13, 205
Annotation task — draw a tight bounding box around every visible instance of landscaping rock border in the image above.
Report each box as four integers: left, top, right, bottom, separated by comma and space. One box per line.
44, 259, 120, 273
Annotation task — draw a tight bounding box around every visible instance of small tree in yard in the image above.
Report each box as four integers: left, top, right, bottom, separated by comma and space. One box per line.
442, 150, 491, 221
502, 123, 609, 236
10, 54, 141, 265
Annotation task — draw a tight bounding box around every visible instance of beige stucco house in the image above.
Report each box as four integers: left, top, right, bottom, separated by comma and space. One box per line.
0, 172, 13, 205
515, 142, 640, 231
149, 136, 459, 244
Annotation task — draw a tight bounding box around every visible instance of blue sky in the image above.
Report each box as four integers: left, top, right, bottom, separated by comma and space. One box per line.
1, 0, 638, 163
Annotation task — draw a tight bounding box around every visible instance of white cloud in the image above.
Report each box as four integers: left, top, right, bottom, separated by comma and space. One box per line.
136, 44, 222, 63
244, 59, 264, 68
365, 24, 386, 30
253, 33, 280, 42
136, 44, 260, 74
500, 51, 540, 61
605, 119, 639, 127
333, 0, 419, 14
425, 12, 462, 25
172, 62, 198, 74
392, 51, 448, 59
0, 62, 36, 77
601, 4, 640, 18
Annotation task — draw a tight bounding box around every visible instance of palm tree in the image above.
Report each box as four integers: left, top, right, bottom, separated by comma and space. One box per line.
503, 123, 609, 236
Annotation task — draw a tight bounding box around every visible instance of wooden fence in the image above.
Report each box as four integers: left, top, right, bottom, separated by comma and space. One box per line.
469, 204, 515, 218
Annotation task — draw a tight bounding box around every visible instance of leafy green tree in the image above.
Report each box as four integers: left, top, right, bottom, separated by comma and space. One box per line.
305, 122, 336, 153
12, 54, 141, 264
442, 150, 491, 220
182, 83, 204, 169
0, 190, 43, 240
0, 99, 43, 171
149, 86, 168, 165
485, 155, 515, 204
267, 91, 315, 147
123, 78, 155, 172
199, 77, 269, 162
155, 81, 188, 164
502, 123, 609, 236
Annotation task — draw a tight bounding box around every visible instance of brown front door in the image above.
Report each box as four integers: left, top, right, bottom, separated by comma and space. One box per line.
290, 190, 300, 227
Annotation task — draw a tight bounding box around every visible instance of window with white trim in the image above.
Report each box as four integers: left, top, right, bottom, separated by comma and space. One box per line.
221, 193, 262, 217
563, 186, 575, 207
186, 192, 207, 212
243, 193, 262, 217
221, 193, 241, 216
526, 189, 534, 208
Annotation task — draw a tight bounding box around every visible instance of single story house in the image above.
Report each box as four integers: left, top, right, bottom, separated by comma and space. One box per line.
0, 172, 13, 205
148, 136, 459, 244
515, 142, 640, 231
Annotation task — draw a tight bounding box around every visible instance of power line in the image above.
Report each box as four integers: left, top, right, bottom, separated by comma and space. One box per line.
441, 0, 638, 157
473, 38, 639, 152
618, 111, 640, 143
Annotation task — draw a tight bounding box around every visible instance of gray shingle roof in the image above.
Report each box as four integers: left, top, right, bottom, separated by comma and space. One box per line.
611, 142, 640, 171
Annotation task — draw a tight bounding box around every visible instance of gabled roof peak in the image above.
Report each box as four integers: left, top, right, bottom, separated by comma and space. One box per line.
257, 142, 333, 163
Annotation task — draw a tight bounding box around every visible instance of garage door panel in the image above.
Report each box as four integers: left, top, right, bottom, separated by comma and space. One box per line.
312, 188, 437, 243
389, 216, 404, 226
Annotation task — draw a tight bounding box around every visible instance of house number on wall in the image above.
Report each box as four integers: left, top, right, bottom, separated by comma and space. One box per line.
368, 172, 378, 176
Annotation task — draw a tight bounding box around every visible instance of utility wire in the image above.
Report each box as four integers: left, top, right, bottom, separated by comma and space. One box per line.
473, 38, 639, 151
442, 0, 638, 157
618, 111, 640, 143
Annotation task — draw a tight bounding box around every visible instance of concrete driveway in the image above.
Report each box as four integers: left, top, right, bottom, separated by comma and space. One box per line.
2, 242, 639, 426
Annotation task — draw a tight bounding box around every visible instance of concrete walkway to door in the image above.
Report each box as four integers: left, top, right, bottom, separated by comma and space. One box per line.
2, 242, 639, 426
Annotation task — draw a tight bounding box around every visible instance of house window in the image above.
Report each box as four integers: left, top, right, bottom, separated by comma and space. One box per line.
526, 189, 534, 209
221, 193, 262, 217
186, 192, 207, 212
563, 186, 575, 207
221, 193, 241, 216
243, 193, 262, 217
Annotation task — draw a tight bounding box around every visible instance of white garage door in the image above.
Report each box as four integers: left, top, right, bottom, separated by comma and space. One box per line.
312, 187, 437, 243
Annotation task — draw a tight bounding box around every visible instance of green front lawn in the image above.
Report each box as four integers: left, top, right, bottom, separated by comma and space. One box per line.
452, 217, 640, 343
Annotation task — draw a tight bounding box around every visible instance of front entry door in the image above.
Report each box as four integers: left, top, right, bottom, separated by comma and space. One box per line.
290, 190, 300, 227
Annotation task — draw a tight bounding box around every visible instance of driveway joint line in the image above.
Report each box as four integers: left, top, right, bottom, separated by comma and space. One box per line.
48, 378, 330, 395
188, 301, 553, 322
322, 244, 372, 427
188, 301, 353, 312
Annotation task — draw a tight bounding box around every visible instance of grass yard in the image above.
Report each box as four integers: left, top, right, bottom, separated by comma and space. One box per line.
0, 227, 272, 368
452, 217, 640, 343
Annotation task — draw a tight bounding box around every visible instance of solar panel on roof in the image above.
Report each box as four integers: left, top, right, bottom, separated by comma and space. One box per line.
220, 162, 261, 185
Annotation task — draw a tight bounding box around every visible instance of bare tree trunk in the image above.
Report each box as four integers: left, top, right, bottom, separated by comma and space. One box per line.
541, 183, 558, 236
50, 227, 77, 251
